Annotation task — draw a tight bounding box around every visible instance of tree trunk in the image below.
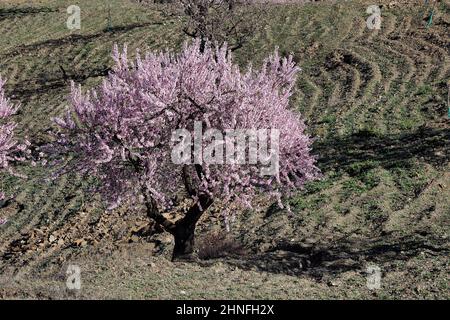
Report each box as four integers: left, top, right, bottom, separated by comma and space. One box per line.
172, 221, 196, 261
171, 193, 213, 261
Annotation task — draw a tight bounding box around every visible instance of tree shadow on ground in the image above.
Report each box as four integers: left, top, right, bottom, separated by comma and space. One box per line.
0, 7, 56, 22
3, 20, 167, 99
2, 21, 165, 60
314, 126, 450, 172
217, 233, 449, 279
10, 66, 112, 99
216, 127, 450, 278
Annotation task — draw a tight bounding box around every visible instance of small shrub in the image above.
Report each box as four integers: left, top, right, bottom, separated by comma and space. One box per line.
197, 231, 246, 260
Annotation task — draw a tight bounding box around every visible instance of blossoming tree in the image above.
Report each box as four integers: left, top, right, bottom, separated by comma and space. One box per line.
52, 40, 320, 260
0, 76, 27, 202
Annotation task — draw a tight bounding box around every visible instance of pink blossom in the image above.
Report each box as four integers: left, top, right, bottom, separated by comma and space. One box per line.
0, 76, 27, 197
50, 40, 321, 258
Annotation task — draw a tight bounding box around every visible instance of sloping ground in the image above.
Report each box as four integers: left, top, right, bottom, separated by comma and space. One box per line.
0, 0, 449, 299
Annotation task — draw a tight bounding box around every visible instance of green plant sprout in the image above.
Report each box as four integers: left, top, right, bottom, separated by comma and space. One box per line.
106, 3, 112, 31
426, 9, 434, 28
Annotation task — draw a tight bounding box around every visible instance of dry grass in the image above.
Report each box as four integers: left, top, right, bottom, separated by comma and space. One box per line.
0, 0, 449, 299
197, 231, 247, 260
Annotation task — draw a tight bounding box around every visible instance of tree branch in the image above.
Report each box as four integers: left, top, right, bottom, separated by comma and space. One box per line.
140, 181, 176, 234
116, 136, 177, 234
182, 164, 197, 197
178, 193, 213, 227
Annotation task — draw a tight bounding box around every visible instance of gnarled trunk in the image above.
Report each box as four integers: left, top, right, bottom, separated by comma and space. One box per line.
172, 221, 196, 260
171, 193, 213, 261
141, 165, 213, 261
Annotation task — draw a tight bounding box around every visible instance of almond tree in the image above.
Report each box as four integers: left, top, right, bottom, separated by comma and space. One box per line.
51, 40, 320, 260
181, 0, 262, 52
152, 0, 264, 52
0, 77, 27, 201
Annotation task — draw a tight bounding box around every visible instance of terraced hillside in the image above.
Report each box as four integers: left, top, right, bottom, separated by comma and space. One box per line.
0, 0, 449, 299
